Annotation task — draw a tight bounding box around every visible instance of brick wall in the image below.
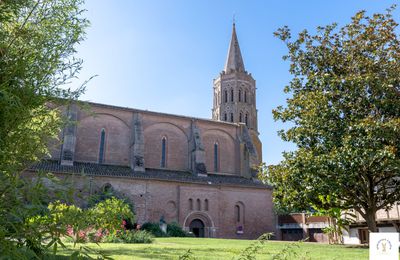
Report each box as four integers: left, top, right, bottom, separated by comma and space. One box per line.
27, 172, 275, 239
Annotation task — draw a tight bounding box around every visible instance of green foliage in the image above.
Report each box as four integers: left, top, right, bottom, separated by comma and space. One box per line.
141, 222, 191, 237
25, 197, 135, 259
0, 0, 89, 174
141, 222, 166, 237
0, 173, 79, 258
312, 207, 355, 244
266, 6, 400, 232
128, 230, 154, 244
26, 201, 86, 253
87, 185, 135, 215
0, 0, 89, 258
89, 197, 134, 232
167, 222, 190, 237
103, 230, 154, 244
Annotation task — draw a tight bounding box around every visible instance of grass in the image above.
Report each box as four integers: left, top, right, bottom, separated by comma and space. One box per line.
56, 237, 370, 259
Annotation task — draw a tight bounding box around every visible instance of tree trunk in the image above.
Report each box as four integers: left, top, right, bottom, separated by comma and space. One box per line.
364, 209, 378, 232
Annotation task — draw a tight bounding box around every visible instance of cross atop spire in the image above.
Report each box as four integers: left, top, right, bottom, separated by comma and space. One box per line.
224, 22, 245, 73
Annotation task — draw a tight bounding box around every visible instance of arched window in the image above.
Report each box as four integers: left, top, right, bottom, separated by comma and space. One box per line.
230, 113, 234, 122
238, 89, 242, 102
239, 113, 242, 122
224, 113, 227, 121
98, 128, 106, 164
205, 199, 209, 211
244, 91, 247, 103
245, 114, 248, 126
189, 199, 193, 210
214, 142, 219, 172
161, 137, 167, 168
230, 89, 234, 102
196, 199, 201, 211
224, 90, 228, 103
235, 205, 240, 222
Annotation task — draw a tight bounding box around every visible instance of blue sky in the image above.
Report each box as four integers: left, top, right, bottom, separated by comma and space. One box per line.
74, 0, 399, 165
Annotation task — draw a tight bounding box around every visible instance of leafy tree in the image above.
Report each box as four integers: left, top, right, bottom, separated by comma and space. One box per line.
89, 197, 135, 233
0, 0, 89, 257
266, 7, 400, 232
26, 198, 135, 257
0, 0, 88, 172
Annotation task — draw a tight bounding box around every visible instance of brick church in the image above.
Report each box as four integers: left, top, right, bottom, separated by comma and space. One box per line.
29, 23, 276, 239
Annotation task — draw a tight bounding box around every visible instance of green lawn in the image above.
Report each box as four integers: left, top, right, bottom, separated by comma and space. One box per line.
57, 237, 369, 259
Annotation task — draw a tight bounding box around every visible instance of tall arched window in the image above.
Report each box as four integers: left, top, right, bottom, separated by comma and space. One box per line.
230, 89, 234, 102
244, 91, 247, 103
239, 113, 243, 122
214, 142, 219, 172
245, 114, 248, 126
161, 137, 167, 168
189, 199, 193, 210
224, 90, 228, 103
204, 199, 209, 211
196, 199, 201, 211
224, 113, 227, 121
98, 128, 106, 164
230, 113, 234, 122
235, 205, 240, 222
238, 89, 242, 102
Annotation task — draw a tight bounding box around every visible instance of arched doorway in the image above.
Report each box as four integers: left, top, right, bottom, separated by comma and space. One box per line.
189, 219, 205, 237
183, 211, 215, 237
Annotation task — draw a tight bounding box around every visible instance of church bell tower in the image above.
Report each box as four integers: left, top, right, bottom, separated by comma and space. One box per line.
212, 22, 262, 165
212, 23, 258, 131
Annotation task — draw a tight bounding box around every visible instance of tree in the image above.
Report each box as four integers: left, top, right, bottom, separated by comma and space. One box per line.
266, 7, 400, 232
0, 0, 88, 173
0, 0, 89, 257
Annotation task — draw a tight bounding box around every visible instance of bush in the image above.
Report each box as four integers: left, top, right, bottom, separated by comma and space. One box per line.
129, 230, 154, 244
141, 222, 166, 237
167, 222, 189, 237
89, 197, 134, 232
103, 230, 154, 244
141, 222, 191, 237
102, 232, 124, 243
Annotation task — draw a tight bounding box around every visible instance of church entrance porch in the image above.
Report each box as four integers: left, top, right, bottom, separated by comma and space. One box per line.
183, 212, 216, 238
189, 219, 205, 237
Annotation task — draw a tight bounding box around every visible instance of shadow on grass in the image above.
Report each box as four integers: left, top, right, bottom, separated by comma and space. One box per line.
342, 244, 369, 249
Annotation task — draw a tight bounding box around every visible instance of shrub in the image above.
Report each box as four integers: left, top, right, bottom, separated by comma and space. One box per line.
103, 230, 154, 244
102, 232, 124, 243
167, 222, 189, 237
87, 185, 135, 216
27, 197, 134, 248
141, 222, 166, 237
141, 222, 191, 237
89, 197, 135, 232
128, 230, 154, 244
87, 228, 108, 243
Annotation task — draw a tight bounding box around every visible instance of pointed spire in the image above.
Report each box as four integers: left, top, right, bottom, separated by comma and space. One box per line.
224, 22, 245, 73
